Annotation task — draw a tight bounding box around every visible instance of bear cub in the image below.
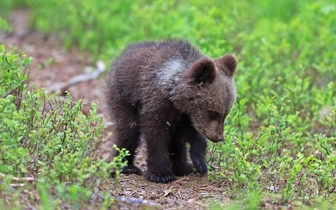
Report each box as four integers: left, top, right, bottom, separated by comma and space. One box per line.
105, 39, 237, 183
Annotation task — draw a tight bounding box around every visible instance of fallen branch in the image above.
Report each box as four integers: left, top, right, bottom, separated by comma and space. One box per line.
91, 191, 161, 207
94, 193, 160, 207
46, 60, 105, 94
19, 194, 38, 210
111, 195, 160, 207
0, 173, 35, 182
10, 184, 26, 188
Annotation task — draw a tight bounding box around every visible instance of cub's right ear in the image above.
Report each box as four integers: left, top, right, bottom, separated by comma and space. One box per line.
187, 58, 217, 85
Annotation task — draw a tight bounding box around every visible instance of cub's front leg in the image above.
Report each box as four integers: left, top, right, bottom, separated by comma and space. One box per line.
185, 126, 208, 175
169, 126, 194, 176
180, 117, 208, 175
189, 134, 208, 175
142, 121, 177, 183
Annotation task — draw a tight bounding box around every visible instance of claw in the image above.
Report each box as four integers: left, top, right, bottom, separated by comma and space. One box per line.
146, 171, 177, 183
121, 165, 142, 175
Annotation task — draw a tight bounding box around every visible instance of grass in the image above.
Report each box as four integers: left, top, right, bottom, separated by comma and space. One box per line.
0, 44, 129, 208
1, 0, 336, 208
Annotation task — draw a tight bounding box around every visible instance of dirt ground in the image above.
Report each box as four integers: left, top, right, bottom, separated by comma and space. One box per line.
1, 10, 288, 209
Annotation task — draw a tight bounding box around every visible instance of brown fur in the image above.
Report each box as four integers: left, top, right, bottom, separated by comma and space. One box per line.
105, 39, 237, 183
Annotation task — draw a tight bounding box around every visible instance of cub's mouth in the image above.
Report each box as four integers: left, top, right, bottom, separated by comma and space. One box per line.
207, 136, 224, 143
197, 128, 224, 143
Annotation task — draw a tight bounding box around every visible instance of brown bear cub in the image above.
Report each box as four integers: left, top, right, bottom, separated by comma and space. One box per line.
105, 39, 237, 183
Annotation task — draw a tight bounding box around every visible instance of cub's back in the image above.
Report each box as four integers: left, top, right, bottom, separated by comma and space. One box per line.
107, 39, 204, 103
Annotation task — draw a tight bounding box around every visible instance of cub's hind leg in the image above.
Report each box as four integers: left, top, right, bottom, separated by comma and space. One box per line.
110, 102, 142, 175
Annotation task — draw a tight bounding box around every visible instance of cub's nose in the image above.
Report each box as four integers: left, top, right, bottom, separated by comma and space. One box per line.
209, 135, 224, 143
216, 136, 224, 142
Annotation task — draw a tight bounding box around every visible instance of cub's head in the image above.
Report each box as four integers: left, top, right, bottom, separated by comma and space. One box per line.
172, 54, 237, 142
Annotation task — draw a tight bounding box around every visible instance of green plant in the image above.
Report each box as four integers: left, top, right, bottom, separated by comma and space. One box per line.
2, 0, 336, 208
0, 16, 11, 32
0, 45, 127, 208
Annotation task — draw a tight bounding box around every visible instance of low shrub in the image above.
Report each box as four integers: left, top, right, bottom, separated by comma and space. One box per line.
0, 45, 127, 208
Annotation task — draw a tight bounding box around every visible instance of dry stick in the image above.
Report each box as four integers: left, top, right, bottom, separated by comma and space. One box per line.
0, 173, 35, 182
12, 176, 35, 182
46, 61, 105, 94
10, 184, 26, 188
92, 192, 160, 208
19, 194, 38, 210
111, 195, 160, 207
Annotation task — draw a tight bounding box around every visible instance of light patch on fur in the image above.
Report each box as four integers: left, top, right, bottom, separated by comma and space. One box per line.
157, 59, 183, 82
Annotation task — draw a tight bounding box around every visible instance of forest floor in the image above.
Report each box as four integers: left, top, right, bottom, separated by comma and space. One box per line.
1, 10, 288, 210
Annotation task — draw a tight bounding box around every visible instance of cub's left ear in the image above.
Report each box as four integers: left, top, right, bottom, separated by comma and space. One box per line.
217, 54, 237, 77
187, 58, 217, 85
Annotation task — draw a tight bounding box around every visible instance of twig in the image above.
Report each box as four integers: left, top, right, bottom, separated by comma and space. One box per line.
46, 61, 105, 94
19, 194, 38, 210
110, 195, 160, 207
1, 80, 25, 98
10, 183, 25, 187
12, 176, 35, 182
0, 173, 35, 182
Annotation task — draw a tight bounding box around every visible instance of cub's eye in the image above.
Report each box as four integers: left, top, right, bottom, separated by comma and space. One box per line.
209, 111, 221, 121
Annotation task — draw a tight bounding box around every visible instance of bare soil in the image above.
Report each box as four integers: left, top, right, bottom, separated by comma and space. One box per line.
1, 10, 287, 209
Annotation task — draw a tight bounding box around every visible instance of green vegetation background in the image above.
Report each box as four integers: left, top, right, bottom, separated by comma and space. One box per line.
1, 0, 335, 208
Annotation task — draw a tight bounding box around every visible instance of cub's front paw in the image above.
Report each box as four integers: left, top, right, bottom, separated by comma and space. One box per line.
192, 159, 208, 175
145, 171, 177, 183
121, 165, 142, 175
